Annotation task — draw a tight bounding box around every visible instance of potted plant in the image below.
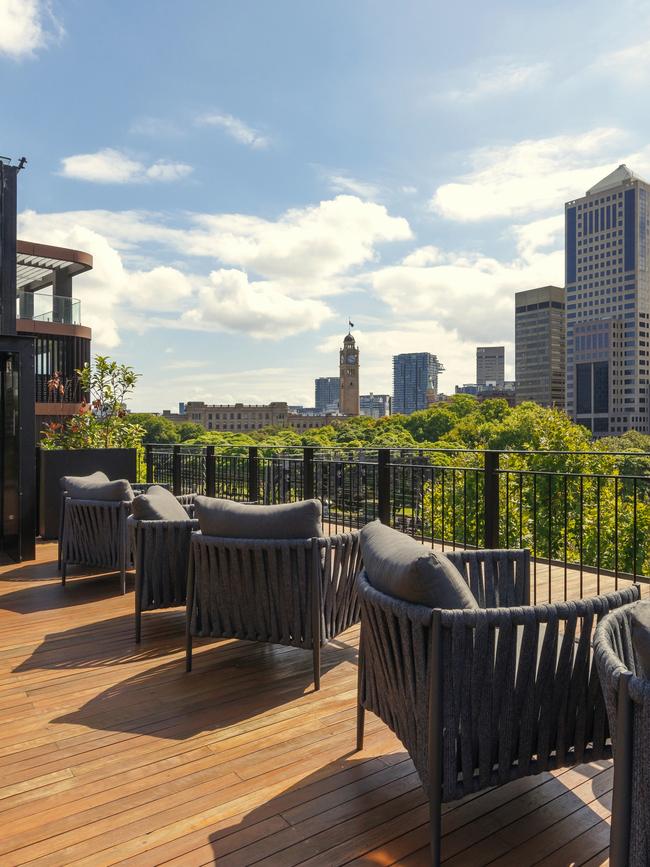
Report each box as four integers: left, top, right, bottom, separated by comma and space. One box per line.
38, 356, 145, 539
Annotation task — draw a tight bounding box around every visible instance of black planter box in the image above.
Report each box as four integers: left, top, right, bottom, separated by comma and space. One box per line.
38, 448, 138, 539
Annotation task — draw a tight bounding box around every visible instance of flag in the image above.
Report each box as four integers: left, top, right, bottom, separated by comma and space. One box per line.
349, 320, 354, 328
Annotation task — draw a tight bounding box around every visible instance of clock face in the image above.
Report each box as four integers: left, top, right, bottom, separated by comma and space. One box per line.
346, 353, 356, 364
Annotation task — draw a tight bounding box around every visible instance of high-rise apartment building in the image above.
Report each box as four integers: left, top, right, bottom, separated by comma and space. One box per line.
314, 376, 339, 413
476, 346, 505, 386
339, 332, 360, 416
515, 286, 566, 408
565, 164, 650, 435
392, 353, 444, 415
360, 393, 391, 418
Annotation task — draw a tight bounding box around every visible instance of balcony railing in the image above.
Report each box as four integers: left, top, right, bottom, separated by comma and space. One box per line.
17, 290, 81, 325
144, 443, 650, 601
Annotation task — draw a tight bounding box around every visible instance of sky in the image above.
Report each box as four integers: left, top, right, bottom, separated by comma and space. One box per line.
3, 0, 650, 412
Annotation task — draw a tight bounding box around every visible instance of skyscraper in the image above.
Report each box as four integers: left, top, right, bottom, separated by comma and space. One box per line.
476, 346, 505, 386
360, 393, 391, 418
392, 353, 444, 415
565, 164, 650, 435
314, 376, 339, 412
339, 332, 360, 416
515, 286, 566, 408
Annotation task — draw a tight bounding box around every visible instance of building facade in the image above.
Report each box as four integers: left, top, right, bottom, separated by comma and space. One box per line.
455, 382, 517, 406
314, 376, 339, 413
392, 353, 445, 415
476, 346, 505, 386
515, 285, 566, 408
565, 164, 650, 435
360, 393, 392, 418
174, 401, 289, 431
164, 401, 340, 431
339, 332, 360, 416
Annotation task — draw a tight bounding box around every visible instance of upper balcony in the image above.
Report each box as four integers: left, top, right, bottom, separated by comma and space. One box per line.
15, 238, 92, 329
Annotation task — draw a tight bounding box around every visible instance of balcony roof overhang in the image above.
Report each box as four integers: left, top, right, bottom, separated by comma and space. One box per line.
16, 240, 93, 293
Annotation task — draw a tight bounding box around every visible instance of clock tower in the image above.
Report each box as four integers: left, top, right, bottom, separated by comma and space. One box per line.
339, 331, 360, 416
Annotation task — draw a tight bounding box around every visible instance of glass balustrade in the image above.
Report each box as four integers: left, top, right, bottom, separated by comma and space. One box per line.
16, 290, 81, 325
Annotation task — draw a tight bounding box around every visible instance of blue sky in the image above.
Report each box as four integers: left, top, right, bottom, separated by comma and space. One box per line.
3, 0, 650, 411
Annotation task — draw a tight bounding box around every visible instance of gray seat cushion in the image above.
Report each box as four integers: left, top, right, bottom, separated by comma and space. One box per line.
60, 471, 109, 492
131, 485, 189, 521
359, 519, 478, 610
631, 601, 650, 677
63, 475, 134, 502
194, 496, 323, 540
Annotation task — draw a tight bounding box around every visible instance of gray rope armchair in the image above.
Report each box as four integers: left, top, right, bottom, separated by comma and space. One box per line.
186, 530, 362, 689
128, 493, 197, 642
60, 498, 133, 594
594, 602, 650, 867
355, 547, 640, 866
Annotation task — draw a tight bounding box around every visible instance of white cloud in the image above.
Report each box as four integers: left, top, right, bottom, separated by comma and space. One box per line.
444, 60, 549, 102
0, 0, 62, 59
22, 196, 411, 295
180, 269, 334, 339
59, 148, 192, 184
327, 174, 380, 199
363, 213, 564, 358
401, 245, 443, 267
599, 40, 650, 84
196, 112, 269, 149
17, 194, 407, 346
430, 127, 637, 221
186, 196, 412, 291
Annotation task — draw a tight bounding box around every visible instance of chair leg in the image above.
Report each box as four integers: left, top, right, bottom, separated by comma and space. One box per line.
61, 562, 66, 587
356, 703, 365, 751
312, 643, 321, 691
120, 567, 126, 595
186, 631, 193, 673
135, 608, 141, 644
429, 792, 442, 867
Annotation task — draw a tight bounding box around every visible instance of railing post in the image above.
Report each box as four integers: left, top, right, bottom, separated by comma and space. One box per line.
172, 444, 181, 496
483, 450, 500, 548
378, 449, 391, 525
304, 447, 314, 500
145, 444, 153, 484
205, 445, 215, 498
248, 446, 259, 502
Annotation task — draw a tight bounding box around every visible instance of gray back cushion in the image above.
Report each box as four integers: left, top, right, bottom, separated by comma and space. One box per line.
195, 496, 323, 540
131, 485, 189, 521
60, 471, 108, 492
359, 519, 478, 610
631, 601, 650, 677
63, 474, 134, 502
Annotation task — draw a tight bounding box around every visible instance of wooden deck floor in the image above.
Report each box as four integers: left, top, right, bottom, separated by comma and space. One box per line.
0, 544, 637, 866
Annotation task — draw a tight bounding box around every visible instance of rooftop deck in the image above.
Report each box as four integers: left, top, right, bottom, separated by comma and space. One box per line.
0, 544, 641, 866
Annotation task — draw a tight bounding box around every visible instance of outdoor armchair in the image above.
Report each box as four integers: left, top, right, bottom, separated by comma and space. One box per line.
185, 496, 362, 689
355, 522, 640, 866
594, 601, 650, 867
60, 475, 194, 596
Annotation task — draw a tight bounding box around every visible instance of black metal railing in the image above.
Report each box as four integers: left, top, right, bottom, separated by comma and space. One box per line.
144, 443, 650, 600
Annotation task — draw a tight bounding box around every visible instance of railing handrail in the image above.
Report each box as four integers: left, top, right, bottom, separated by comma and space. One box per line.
141, 442, 650, 458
